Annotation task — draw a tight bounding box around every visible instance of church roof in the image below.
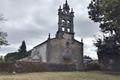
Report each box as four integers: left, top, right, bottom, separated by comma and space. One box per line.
74, 39, 83, 44
33, 38, 82, 49
33, 38, 56, 49
33, 40, 48, 49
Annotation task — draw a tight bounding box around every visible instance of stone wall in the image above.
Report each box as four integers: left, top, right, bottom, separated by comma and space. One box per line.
0, 62, 76, 73
47, 34, 83, 70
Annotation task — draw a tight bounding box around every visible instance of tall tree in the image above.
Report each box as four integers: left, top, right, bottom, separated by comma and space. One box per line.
18, 40, 27, 54
88, 0, 120, 71
18, 40, 27, 58
0, 31, 8, 46
0, 14, 8, 47
5, 40, 28, 61
88, 0, 120, 35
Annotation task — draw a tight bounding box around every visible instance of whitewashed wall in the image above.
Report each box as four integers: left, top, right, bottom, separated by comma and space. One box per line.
31, 43, 47, 62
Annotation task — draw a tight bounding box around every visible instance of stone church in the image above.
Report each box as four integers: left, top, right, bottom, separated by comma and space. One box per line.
24, 0, 84, 69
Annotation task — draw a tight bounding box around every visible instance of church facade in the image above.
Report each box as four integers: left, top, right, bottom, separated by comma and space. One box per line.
28, 1, 84, 70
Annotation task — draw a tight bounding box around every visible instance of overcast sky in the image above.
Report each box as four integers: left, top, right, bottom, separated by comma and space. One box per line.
0, 0, 100, 59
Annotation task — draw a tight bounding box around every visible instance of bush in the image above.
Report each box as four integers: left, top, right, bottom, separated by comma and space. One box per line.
86, 60, 100, 71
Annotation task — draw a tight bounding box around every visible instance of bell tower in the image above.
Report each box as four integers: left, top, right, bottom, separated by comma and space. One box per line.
56, 0, 74, 39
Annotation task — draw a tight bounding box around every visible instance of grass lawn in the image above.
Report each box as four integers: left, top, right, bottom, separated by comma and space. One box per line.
0, 71, 120, 80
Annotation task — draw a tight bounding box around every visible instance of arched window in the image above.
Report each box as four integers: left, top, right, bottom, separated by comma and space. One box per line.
61, 19, 65, 26
62, 19, 65, 23
67, 20, 70, 24
67, 28, 70, 32
62, 27, 65, 31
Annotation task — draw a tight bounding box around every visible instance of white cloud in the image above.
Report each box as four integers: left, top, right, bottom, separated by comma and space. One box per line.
75, 37, 98, 59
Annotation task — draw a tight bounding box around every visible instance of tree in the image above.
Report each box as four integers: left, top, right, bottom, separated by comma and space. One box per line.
88, 0, 120, 35
18, 40, 27, 54
18, 40, 28, 58
88, 0, 120, 71
84, 55, 92, 60
5, 52, 19, 61
0, 31, 8, 46
0, 15, 8, 47
5, 40, 29, 61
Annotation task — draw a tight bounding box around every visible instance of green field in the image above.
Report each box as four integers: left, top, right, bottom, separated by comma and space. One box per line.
0, 71, 120, 80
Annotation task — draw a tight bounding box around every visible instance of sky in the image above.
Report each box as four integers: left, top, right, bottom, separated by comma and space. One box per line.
0, 0, 100, 59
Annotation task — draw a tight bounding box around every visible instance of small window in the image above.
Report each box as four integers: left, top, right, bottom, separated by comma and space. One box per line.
62, 27, 65, 31
67, 20, 70, 24
62, 19, 65, 23
62, 20, 65, 26
67, 28, 70, 32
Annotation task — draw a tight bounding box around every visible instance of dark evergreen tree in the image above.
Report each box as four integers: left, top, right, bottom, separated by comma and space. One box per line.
18, 40, 28, 58
5, 40, 29, 61
88, 0, 120, 71
18, 40, 27, 54
5, 52, 19, 61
